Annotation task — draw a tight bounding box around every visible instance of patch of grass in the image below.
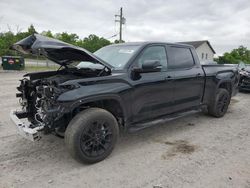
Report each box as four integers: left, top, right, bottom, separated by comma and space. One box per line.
0, 65, 59, 72
24, 65, 59, 72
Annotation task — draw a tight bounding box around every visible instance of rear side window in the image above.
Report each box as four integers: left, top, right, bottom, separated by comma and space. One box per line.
168, 47, 195, 69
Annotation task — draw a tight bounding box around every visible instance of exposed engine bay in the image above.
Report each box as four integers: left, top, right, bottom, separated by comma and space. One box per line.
16, 68, 110, 136
9, 34, 114, 141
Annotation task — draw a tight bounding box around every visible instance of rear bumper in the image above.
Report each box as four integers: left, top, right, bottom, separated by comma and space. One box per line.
10, 110, 44, 141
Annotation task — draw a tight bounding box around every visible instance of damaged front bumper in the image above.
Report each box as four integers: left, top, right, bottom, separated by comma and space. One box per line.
10, 110, 44, 141
239, 77, 250, 91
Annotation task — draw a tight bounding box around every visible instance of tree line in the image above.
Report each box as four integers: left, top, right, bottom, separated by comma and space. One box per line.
215, 45, 250, 64
1, 25, 249, 64
0, 24, 115, 57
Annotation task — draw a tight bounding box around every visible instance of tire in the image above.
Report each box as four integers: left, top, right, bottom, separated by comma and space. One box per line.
208, 88, 230, 118
65, 108, 119, 164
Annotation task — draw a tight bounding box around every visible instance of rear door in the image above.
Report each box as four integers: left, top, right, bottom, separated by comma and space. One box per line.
166, 45, 205, 112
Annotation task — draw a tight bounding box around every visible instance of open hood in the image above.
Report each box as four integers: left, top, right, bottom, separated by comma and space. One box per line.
11, 34, 113, 69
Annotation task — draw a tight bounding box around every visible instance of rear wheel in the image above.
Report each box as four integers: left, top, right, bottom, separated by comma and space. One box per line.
65, 108, 119, 164
208, 88, 230, 118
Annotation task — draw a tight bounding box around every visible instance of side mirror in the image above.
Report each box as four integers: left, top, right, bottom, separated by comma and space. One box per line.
142, 60, 162, 72
131, 60, 162, 80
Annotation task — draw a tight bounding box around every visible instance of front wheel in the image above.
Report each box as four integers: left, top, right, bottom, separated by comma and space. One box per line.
208, 88, 231, 118
65, 108, 119, 164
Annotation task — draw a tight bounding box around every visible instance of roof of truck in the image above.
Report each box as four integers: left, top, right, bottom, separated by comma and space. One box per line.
109, 41, 194, 48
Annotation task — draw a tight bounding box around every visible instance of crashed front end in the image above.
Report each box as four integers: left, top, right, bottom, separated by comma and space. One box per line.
239, 70, 250, 91
9, 34, 112, 141
10, 76, 73, 141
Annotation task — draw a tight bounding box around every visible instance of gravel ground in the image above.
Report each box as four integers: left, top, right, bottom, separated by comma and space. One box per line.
0, 72, 250, 188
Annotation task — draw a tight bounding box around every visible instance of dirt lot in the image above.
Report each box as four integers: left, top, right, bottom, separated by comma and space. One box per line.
0, 72, 250, 188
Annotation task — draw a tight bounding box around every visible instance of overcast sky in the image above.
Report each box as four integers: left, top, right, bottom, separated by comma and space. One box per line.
0, 0, 250, 55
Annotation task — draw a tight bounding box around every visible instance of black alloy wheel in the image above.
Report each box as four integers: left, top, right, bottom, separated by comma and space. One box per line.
80, 120, 113, 157
65, 108, 119, 164
216, 92, 229, 114
208, 88, 230, 118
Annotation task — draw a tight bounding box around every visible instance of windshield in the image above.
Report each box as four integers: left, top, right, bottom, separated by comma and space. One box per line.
94, 45, 140, 69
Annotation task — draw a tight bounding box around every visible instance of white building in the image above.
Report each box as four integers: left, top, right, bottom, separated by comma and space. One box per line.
179, 40, 216, 62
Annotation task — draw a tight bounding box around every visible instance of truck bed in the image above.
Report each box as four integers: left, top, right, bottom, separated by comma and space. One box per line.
202, 64, 239, 105
202, 64, 238, 76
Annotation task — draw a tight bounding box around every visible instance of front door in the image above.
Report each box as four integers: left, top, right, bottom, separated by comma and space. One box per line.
130, 45, 174, 123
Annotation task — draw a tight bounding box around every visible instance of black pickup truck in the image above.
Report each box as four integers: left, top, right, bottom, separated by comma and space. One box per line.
10, 34, 239, 163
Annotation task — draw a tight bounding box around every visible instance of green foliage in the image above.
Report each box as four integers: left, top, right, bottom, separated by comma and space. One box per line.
0, 25, 114, 57
77, 34, 111, 52
216, 46, 250, 64
27, 24, 37, 35
0, 24, 38, 56
0, 31, 16, 56
55, 32, 79, 44
41, 30, 53, 38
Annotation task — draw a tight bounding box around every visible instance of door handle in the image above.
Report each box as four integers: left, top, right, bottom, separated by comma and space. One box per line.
166, 76, 172, 79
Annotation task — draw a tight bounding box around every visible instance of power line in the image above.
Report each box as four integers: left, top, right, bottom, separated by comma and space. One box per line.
107, 34, 118, 39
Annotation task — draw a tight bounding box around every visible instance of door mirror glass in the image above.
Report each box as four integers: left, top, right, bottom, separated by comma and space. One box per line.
132, 60, 162, 74
142, 60, 162, 72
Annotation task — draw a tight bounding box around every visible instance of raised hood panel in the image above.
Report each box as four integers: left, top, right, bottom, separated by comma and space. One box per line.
11, 34, 113, 69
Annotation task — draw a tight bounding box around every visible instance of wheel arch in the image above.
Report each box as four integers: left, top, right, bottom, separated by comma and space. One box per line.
217, 81, 232, 96
70, 95, 128, 129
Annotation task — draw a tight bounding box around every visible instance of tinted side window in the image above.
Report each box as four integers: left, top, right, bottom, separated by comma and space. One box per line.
168, 47, 195, 69
136, 46, 167, 71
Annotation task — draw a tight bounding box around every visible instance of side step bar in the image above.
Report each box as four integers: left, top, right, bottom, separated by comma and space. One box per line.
128, 109, 201, 132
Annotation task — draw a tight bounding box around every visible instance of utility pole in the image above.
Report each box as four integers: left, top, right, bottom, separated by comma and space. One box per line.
115, 7, 126, 43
